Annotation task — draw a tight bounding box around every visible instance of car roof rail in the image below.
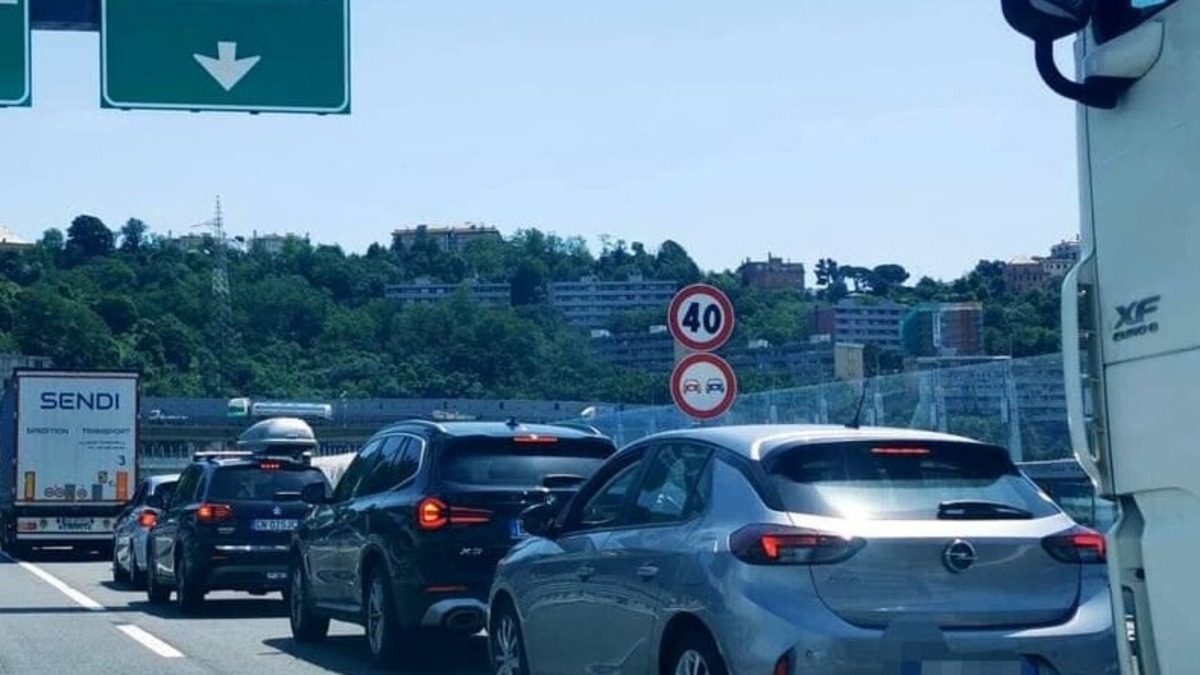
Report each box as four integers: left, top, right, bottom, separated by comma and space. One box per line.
388, 417, 448, 431
192, 450, 254, 462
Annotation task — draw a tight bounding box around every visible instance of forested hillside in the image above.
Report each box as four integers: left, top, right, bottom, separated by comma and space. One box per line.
0, 216, 1062, 402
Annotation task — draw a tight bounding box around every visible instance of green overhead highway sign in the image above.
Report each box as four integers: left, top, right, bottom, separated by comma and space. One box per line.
100, 0, 350, 114
0, 0, 31, 107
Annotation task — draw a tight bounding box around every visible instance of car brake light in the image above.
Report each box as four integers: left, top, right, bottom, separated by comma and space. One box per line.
1042, 525, 1106, 564
730, 524, 865, 565
138, 512, 158, 528
416, 497, 493, 530
871, 447, 930, 455
196, 503, 233, 524
260, 461, 282, 470
513, 434, 558, 444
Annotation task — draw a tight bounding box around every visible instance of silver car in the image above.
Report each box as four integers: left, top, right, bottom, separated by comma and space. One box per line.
112, 473, 179, 589
488, 425, 1119, 675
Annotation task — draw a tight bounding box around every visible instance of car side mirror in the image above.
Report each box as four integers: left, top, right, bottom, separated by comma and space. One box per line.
300, 481, 331, 505
519, 502, 559, 539
145, 493, 164, 509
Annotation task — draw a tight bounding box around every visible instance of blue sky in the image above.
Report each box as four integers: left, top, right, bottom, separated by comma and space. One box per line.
0, 0, 1080, 282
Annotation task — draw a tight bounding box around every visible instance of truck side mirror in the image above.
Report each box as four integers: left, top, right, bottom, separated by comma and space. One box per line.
1001, 0, 1089, 42
1000, 0, 1153, 110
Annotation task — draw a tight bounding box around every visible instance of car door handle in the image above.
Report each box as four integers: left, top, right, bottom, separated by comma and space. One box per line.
636, 564, 659, 580
576, 564, 595, 580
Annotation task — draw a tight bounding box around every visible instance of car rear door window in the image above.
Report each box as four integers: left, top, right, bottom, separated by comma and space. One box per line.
207, 465, 328, 501
439, 436, 614, 487
763, 440, 1059, 520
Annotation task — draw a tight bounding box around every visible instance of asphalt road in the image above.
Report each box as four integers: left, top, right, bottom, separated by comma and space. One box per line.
0, 548, 489, 675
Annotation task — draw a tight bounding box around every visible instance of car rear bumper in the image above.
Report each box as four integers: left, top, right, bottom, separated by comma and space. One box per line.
710, 576, 1120, 675
395, 583, 490, 634
200, 544, 291, 592
420, 597, 489, 633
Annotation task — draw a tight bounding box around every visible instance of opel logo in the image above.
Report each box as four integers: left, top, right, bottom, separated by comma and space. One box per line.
943, 539, 976, 573
272, 506, 282, 516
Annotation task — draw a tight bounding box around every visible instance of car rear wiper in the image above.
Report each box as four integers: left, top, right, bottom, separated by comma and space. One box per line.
937, 500, 1034, 520
542, 474, 586, 489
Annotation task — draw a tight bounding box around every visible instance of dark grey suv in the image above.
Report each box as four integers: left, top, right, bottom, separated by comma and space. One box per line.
287, 418, 618, 668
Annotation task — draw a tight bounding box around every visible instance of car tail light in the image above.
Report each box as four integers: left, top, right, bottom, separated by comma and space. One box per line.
1042, 525, 1106, 563
195, 503, 233, 524
730, 524, 865, 565
513, 434, 558, 444
871, 447, 930, 456
138, 511, 158, 528
416, 497, 493, 530
260, 461, 282, 470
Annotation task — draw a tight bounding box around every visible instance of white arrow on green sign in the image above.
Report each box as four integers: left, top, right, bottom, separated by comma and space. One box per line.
100, 0, 350, 115
0, 0, 31, 108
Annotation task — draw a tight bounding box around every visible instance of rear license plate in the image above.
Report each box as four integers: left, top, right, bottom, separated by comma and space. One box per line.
901, 661, 1036, 675
509, 519, 526, 538
56, 517, 95, 531
251, 519, 298, 532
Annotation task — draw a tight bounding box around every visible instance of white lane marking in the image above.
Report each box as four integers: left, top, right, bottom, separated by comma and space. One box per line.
14, 560, 104, 611
116, 624, 185, 658
2, 552, 186, 659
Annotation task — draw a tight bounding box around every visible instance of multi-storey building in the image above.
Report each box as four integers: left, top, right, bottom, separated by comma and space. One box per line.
901, 301, 985, 357
384, 276, 511, 307
589, 326, 675, 372
737, 254, 806, 292
1003, 236, 1081, 292
391, 223, 502, 254
549, 275, 678, 329
1003, 257, 1048, 292
0, 226, 32, 252
811, 296, 908, 350
249, 232, 302, 255
589, 329, 864, 386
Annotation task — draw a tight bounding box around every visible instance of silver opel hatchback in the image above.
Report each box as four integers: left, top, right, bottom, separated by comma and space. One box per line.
488, 425, 1119, 675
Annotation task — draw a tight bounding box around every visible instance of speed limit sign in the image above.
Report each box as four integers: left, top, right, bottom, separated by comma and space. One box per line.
667, 283, 735, 352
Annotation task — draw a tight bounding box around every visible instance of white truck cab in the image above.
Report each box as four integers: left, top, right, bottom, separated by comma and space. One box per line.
1000, 2, 1197, 674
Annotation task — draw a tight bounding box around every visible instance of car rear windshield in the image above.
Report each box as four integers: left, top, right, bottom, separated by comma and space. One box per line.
438, 436, 615, 487
207, 465, 327, 501
763, 441, 1059, 520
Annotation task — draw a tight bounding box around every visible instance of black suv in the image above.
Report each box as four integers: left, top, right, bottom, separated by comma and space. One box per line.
144, 443, 330, 614
287, 419, 618, 667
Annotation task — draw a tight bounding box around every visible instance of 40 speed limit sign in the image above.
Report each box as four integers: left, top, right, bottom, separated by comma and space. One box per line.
667, 283, 735, 352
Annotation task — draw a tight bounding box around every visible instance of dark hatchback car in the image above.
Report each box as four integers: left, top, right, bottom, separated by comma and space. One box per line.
287, 419, 618, 668
145, 425, 330, 614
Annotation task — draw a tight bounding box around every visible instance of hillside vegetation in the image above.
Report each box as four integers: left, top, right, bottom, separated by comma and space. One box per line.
0, 216, 1062, 402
